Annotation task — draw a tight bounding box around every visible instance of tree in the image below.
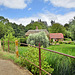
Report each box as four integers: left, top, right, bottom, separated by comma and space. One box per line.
64, 23, 69, 30
70, 25, 75, 40
49, 23, 66, 35
25, 22, 48, 32
68, 17, 75, 40
2, 33, 18, 52
27, 31, 49, 48
51, 20, 55, 26
0, 22, 5, 38
0, 16, 26, 38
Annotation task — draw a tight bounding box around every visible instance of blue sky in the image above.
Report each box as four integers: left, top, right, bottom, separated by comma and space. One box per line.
0, 0, 75, 26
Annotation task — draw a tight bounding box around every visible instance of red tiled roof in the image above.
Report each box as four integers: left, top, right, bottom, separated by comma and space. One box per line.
50, 33, 64, 39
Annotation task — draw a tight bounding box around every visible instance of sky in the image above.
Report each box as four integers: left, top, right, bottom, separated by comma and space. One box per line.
0, 0, 75, 26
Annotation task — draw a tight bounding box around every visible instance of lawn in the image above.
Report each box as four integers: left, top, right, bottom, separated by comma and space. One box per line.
47, 44, 75, 56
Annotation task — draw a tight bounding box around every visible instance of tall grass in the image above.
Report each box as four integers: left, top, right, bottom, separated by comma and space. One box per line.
45, 52, 75, 75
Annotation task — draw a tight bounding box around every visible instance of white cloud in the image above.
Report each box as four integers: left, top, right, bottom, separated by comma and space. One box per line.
0, 0, 31, 9
44, 0, 75, 8
9, 11, 75, 26
9, 17, 38, 26
28, 8, 31, 11
56, 12, 75, 24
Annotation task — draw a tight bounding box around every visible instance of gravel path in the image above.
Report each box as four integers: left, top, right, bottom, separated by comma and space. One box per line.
0, 59, 32, 75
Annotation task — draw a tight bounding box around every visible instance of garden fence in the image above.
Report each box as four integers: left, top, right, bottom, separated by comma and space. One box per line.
1, 40, 75, 75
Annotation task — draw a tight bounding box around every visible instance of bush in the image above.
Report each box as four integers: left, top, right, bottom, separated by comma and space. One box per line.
1, 33, 18, 52
51, 39, 53, 42
19, 37, 28, 46
54, 41, 57, 45
64, 38, 72, 41
21, 46, 54, 75
59, 41, 63, 44
70, 41, 75, 45
20, 37, 28, 43
27, 31, 49, 48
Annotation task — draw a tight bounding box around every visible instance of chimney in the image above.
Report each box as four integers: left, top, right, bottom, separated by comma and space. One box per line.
36, 26, 38, 30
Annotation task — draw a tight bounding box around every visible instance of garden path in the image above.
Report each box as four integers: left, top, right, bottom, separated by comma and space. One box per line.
0, 59, 32, 75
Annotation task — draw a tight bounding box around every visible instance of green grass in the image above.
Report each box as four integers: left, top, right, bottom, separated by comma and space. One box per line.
47, 44, 75, 56
18, 46, 28, 56
18, 44, 75, 56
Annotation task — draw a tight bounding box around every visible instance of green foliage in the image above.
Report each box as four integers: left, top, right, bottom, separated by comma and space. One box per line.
46, 53, 75, 75
20, 37, 28, 43
10, 23, 26, 38
67, 17, 75, 40
27, 31, 49, 48
0, 22, 5, 38
54, 41, 57, 45
64, 23, 69, 30
51, 39, 53, 42
64, 38, 72, 41
21, 46, 54, 75
47, 44, 75, 75
49, 23, 66, 35
70, 41, 75, 45
70, 25, 75, 40
65, 30, 71, 38
25, 22, 48, 32
59, 41, 63, 44
0, 21, 14, 39
0, 16, 26, 38
18, 44, 75, 75
1, 33, 18, 52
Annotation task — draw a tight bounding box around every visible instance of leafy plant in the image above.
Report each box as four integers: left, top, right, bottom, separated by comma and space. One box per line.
1, 33, 18, 52
27, 31, 49, 48
64, 38, 72, 41
21, 46, 54, 75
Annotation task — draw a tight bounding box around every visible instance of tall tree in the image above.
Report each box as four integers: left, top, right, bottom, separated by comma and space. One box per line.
70, 25, 75, 40
49, 23, 66, 35
25, 22, 48, 32
68, 17, 75, 40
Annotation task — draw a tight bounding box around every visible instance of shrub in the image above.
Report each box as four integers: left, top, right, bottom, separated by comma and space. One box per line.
64, 38, 72, 41
20, 37, 28, 43
27, 31, 49, 48
51, 39, 53, 42
1, 33, 18, 52
19, 37, 28, 46
54, 41, 57, 45
70, 41, 75, 45
21, 46, 54, 75
59, 41, 63, 44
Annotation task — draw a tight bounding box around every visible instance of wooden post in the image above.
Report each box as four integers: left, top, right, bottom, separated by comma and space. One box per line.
0, 40, 1, 49
15, 40, 19, 58
8, 40, 9, 52
39, 43, 41, 75
3, 41, 4, 51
